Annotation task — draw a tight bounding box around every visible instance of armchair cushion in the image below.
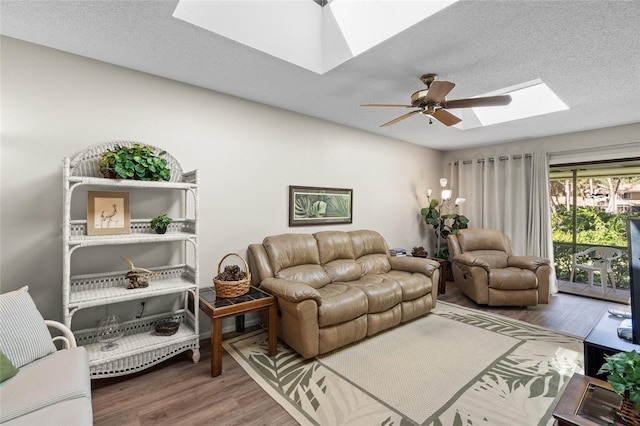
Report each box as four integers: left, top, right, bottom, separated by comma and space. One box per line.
489, 268, 538, 290
0, 286, 56, 368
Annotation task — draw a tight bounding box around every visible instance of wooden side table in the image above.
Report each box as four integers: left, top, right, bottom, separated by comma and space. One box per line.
428, 257, 447, 295
553, 373, 619, 426
198, 286, 277, 377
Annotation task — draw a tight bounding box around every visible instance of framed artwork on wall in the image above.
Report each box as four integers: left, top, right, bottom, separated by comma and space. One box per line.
289, 185, 352, 227
87, 191, 131, 235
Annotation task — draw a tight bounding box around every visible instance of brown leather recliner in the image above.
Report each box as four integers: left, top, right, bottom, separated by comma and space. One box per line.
447, 228, 551, 306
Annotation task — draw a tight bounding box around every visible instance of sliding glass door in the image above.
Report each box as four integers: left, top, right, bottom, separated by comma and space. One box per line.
550, 159, 640, 296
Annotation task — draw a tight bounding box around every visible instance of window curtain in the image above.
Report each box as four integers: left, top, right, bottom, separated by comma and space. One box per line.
448, 151, 557, 293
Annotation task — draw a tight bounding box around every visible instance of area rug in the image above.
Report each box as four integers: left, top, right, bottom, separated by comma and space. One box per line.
223, 302, 584, 426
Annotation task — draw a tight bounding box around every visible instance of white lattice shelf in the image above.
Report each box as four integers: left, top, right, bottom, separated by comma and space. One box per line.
62, 141, 201, 378
69, 279, 196, 309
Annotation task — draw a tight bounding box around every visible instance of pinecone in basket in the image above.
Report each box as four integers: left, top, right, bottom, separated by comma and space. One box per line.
215, 265, 247, 281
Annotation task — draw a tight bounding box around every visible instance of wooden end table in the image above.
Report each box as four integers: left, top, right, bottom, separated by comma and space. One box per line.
428, 257, 447, 295
553, 373, 620, 426
198, 286, 277, 377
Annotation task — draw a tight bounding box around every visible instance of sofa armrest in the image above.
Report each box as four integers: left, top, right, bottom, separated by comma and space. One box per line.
261, 278, 322, 305
507, 256, 550, 271
452, 253, 491, 272
45, 320, 77, 349
389, 256, 439, 276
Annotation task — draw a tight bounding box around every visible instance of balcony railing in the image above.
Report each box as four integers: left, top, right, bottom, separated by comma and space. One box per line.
553, 242, 630, 289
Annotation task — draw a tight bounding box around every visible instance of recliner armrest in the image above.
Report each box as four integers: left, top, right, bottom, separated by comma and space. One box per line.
452, 253, 491, 271
389, 256, 439, 276
261, 278, 322, 305
507, 256, 550, 271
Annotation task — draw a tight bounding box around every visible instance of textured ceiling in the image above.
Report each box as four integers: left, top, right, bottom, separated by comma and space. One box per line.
1, 0, 639, 151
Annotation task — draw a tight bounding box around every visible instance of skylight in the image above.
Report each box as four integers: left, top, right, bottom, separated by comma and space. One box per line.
455, 79, 569, 129
173, 0, 457, 74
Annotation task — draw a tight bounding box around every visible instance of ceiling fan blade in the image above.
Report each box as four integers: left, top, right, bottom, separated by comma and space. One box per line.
380, 109, 421, 127
443, 95, 512, 109
432, 109, 462, 126
425, 81, 455, 103
361, 103, 414, 108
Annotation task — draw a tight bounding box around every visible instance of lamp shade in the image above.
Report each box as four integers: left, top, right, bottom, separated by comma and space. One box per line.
441, 189, 452, 200
425, 189, 432, 197
455, 197, 466, 206
439, 178, 448, 188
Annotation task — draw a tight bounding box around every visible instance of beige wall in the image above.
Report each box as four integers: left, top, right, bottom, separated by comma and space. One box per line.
0, 37, 442, 323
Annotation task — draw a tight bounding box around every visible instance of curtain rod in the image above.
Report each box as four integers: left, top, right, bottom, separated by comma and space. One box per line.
450, 153, 533, 166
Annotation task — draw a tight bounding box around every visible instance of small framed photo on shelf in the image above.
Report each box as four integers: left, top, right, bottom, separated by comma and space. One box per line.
289, 185, 353, 226
87, 191, 131, 236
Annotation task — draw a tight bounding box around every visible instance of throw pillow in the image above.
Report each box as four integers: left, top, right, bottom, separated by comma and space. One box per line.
0, 350, 19, 382
0, 286, 56, 368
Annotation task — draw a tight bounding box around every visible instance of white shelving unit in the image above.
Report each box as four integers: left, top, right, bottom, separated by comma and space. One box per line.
62, 141, 200, 378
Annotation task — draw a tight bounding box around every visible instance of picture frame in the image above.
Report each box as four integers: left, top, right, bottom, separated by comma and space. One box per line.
289, 185, 352, 227
87, 191, 131, 235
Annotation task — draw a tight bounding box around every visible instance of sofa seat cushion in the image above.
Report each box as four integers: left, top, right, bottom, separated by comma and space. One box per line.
3, 393, 93, 426
378, 270, 432, 301
489, 268, 538, 290
340, 276, 401, 313
0, 347, 91, 424
317, 284, 368, 328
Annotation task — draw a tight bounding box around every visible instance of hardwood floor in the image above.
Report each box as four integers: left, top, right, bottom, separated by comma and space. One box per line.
91, 281, 627, 426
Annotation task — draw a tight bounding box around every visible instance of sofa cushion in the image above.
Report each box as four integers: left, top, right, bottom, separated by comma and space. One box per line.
0, 286, 56, 368
379, 270, 432, 301
323, 259, 363, 282
315, 231, 356, 263
0, 347, 91, 424
264, 233, 321, 273
2, 394, 94, 426
316, 284, 368, 328
349, 230, 391, 274
341, 276, 401, 313
276, 265, 331, 289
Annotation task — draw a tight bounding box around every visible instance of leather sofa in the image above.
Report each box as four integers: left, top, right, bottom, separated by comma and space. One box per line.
447, 228, 551, 306
248, 230, 440, 358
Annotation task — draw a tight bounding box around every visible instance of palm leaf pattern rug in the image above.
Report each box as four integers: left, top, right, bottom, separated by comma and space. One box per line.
223, 302, 583, 426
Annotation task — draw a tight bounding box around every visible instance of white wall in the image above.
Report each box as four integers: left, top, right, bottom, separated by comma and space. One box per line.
0, 37, 442, 325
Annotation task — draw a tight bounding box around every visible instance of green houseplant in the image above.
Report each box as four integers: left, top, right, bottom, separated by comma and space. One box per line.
420, 198, 469, 262
99, 144, 171, 181
598, 350, 640, 423
150, 214, 172, 234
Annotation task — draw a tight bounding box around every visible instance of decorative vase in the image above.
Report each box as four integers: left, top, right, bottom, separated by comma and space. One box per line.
96, 315, 124, 351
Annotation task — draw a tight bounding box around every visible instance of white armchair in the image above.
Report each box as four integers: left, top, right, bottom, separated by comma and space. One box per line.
569, 246, 622, 293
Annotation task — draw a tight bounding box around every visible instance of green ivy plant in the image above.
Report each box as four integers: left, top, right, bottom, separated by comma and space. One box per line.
598, 350, 640, 412
420, 199, 469, 261
150, 214, 172, 233
99, 144, 170, 181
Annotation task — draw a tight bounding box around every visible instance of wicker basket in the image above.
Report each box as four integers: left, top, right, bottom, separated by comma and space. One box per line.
618, 396, 640, 426
213, 253, 251, 298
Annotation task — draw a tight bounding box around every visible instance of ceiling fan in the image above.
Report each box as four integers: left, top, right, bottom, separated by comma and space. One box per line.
361, 74, 512, 127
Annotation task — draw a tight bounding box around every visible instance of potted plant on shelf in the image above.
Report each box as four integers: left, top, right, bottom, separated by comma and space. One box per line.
150, 214, 172, 234
99, 143, 171, 181
598, 350, 640, 425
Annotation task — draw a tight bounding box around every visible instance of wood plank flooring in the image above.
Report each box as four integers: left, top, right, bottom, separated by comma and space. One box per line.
91, 281, 627, 426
